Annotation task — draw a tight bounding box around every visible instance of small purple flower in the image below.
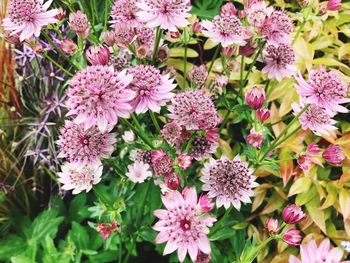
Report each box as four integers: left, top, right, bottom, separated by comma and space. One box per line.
283, 228, 302, 246
322, 144, 345, 166
282, 204, 306, 224
245, 87, 266, 109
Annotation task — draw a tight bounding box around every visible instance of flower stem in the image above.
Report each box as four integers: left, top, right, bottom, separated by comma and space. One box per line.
183, 41, 188, 88
42, 52, 74, 77
151, 27, 162, 65
207, 44, 221, 75
149, 111, 160, 133
242, 41, 265, 86
121, 118, 154, 149
292, 20, 306, 45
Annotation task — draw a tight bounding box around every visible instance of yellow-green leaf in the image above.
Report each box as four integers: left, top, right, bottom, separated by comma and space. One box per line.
169, 47, 199, 58
306, 197, 327, 234
204, 39, 218, 50
339, 188, 350, 219
288, 177, 312, 196
338, 43, 350, 59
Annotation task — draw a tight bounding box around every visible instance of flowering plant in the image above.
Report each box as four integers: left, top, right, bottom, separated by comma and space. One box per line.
1, 0, 350, 262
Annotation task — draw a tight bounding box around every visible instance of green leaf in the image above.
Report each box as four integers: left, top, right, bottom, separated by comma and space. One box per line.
69, 222, 89, 250
191, 0, 224, 19
306, 197, 327, 233
288, 177, 312, 196
10, 256, 33, 263
0, 235, 26, 260
169, 48, 198, 58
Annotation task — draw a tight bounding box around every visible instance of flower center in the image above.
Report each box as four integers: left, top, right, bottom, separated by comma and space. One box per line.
179, 218, 191, 231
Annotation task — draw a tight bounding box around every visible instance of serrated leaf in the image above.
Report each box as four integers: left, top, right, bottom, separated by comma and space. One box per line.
169, 47, 198, 58
0, 235, 26, 260
288, 177, 312, 196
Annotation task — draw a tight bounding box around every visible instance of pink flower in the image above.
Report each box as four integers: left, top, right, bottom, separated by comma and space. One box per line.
66, 66, 134, 132
202, 14, 247, 47
322, 144, 345, 166
289, 239, 347, 263
177, 153, 192, 170
164, 172, 181, 190
55, 7, 65, 21
256, 108, 270, 122
102, 31, 117, 46
86, 45, 110, 65
3, 0, 58, 42
246, 132, 264, 147
327, 0, 342, 11
58, 162, 102, 194
297, 154, 312, 170
122, 130, 135, 143
151, 149, 174, 176
247, 1, 273, 27
135, 25, 155, 49
307, 142, 321, 156
221, 2, 237, 16
161, 121, 182, 145
128, 65, 176, 114
262, 43, 296, 81
69, 11, 89, 38
196, 252, 211, 263
239, 40, 257, 57
137, 0, 191, 31
265, 218, 279, 234
292, 101, 337, 136
110, 0, 140, 28
190, 136, 218, 160
214, 75, 228, 90
295, 68, 350, 115
168, 90, 221, 131
283, 228, 302, 246
188, 65, 208, 86
199, 194, 215, 213
153, 187, 216, 262
57, 120, 117, 165
96, 221, 119, 240
60, 39, 77, 55
222, 47, 236, 57
192, 21, 202, 33
126, 161, 153, 183
130, 149, 153, 166
205, 128, 219, 143
113, 23, 135, 49
245, 87, 266, 109
201, 156, 258, 210
259, 11, 293, 44
282, 204, 306, 224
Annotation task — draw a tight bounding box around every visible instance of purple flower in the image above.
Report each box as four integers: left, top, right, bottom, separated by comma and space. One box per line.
283, 228, 302, 246
322, 144, 345, 166
245, 87, 266, 109
282, 204, 306, 224
110, 0, 140, 28
188, 65, 208, 86
28, 115, 56, 140
14, 44, 36, 65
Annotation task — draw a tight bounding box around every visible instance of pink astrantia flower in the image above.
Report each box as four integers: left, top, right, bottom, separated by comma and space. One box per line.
58, 162, 102, 194
191, 136, 218, 160
85, 45, 110, 66
297, 154, 312, 170
151, 149, 174, 176
126, 161, 153, 183
289, 239, 347, 263
69, 11, 89, 38
245, 87, 266, 109
295, 68, 350, 115
188, 65, 208, 86
3, 0, 58, 42
128, 65, 176, 114
262, 43, 296, 81
153, 187, 216, 262
323, 144, 345, 166
110, 0, 140, 28
265, 217, 280, 234
168, 90, 221, 131
199, 194, 215, 213
137, 0, 191, 31
327, 0, 342, 11
177, 152, 192, 170
283, 228, 302, 246
246, 132, 264, 147
259, 11, 293, 44
282, 204, 306, 224
161, 121, 182, 145
292, 101, 337, 136
201, 156, 258, 210
57, 121, 117, 165
202, 14, 247, 47
66, 65, 134, 132
60, 39, 77, 55
164, 172, 181, 190
246, 1, 273, 27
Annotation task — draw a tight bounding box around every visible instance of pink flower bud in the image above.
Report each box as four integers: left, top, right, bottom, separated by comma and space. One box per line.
246, 132, 264, 148
283, 228, 302, 246
307, 142, 321, 156
156, 45, 169, 62
297, 154, 312, 170
102, 31, 116, 46
192, 21, 202, 33
86, 45, 110, 65
214, 75, 228, 90
69, 11, 89, 38
238, 10, 246, 18
60, 39, 77, 55
96, 221, 119, 240
165, 173, 181, 190
282, 204, 306, 224
245, 87, 266, 109
264, 218, 279, 234
205, 128, 219, 143
32, 43, 43, 54
221, 2, 237, 16
327, 0, 341, 10
256, 108, 270, 122
322, 144, 345, 166
170, 31, 180, 39
55, 7, 66, 21
196, 251, 211, 263
199, 194, 214, 212
177, 152, 192, 170
239, 41, 256, 57
222, 46, 236, 57
136, 45, 149, 59
151, 150, 174, 176
320, 4, 327, 14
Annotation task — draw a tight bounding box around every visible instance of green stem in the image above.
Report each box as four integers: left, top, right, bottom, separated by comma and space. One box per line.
121, 119, 154, 149
219, 109, 231, 132
184, 135, 194, 153
183, 41, 188, 88
238, 55, 245, 98
292, 20, 306, 46
137, 180, 151, 227
124, 235, 136, 263
42, 52, 74, 77
149, 111, 160, 133
118, 235, 122, 263
104, 0, 110, 31
207, 44, 221, 75
131, 113, 143, 131
242, 41, 265, 86
151, 27, 162, 65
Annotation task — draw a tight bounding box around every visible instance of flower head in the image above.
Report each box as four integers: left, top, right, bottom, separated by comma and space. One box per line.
283, 228, 302, 246
153, 187, 216, 262
322, 144, 345, 166
256, 108, 270, 122
259, 11, 293, 44
245, 87, 266, 109
86, 45, 110, 66
246, 132, 264, 147
282, 204, 306, 224
57, 121, 117, 165
265, 218, 279, 234
60, 39, 77, 55
151, 149, 174, 176
128, 65, 176, 114
177, 153, 192, 170
58, 162, 102, 194
221, 2, 236, 16
122, 130, 135, 143
137, 0, 191, 31
295, 68, 350, 114
262, 43, 296, 81
126, 161, 152, 183
96, 221, 119, 240
289, 239, 347, 263
201, 156, 258, 209
168, 90, 220, 131
188, 65, 208, 86
110, 0, 140, 28
297, 154, 312, 170
3, 0, 58, 41
164, 172, 181, 190
161, 121, 182, 145
69, 11, 89, 38
327, 0, 341, 11
202, 14, 246, 47
66, 65, 134, 132
199, 194, 215, 213
247, 1, 273, 27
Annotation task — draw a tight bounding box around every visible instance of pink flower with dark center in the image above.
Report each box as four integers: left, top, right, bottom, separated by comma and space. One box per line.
259, 11, 293, 44
201, 156, 258, 209
289, 239, 347, 263
69, 11, 89, 38
153, 187, 216, 262
168, 90, 221, 131
246, 132, 264, 147
297, 154, 312, 170
110, 0, 140, 28
86, 45, 110, 66
177, 152, 192, 170
283, 228, 302, 246
161, 121, 182, 145
190, 136, 218, 160
3, 0, 58, 41
322, 144, 345, 166
128, 65, 176, 114
295, 68, 350, 115
246, 1, 273, 27
58, 162, 102, 194
292, 102, 337, 136
126, 161, 153, 183
60, 39, 77, 55
202, 14, 247, 47
130, 149, 153, 166
265, 218, 279, 234
66, 65, 134, 132
188, 65, 208, 86
262, 43, 296, 81
151, 149, 174, 176
135, 26, 155, 49
57, 120, 117, 165
199, 194, 214, 213
137, 0, 191, 31
245, 87, 266, 109
282, 204, 306, 224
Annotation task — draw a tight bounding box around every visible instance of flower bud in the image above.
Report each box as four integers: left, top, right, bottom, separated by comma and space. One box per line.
136, 45, 149, 59
256, 108, 270, 122
60, 39, 77, 55
222, 46, 236, 57
283, 228, 302, 246
221, 2, 237, 16
307, 142, 321, 156
282, 204, 306, 224
32, 43, 43, 54
151, 150, 173, 176
170, 31, 180, 39
102, 31, 116, 46
55, 7, 66, 21
122, 130, 135, 144
69, 11, 89, 38
238, 10, 246, 19
214, 75, 228, 90
323, 144, 345, 166
165, 173, 181, 190
264, 218, 279, 234
205, 128, 219, 143
245, 87, 266, 109
86, 45, 110, 65
239, 41, 256, 57
156, 45, 169, 62
177, 152, 192, 170
196, 251, 211, 263
192, 21, 202, 33
188, 65, 208, 86
327, 0, 341, 10
297, 154, 312, 170
199, 194, 214, 212
246, 132, 264, 147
